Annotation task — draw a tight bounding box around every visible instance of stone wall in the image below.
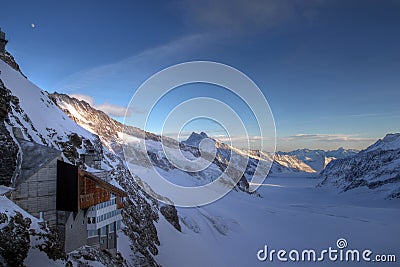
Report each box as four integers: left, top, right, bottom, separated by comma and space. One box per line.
8, 157, 58, 224
64, 210, 88, 253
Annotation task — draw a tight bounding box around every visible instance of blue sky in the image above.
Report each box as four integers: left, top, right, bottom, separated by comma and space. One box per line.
1, 0, 400, 151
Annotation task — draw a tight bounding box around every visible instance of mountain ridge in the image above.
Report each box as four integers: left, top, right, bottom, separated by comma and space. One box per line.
278, 147, 359, 172
0, 57, 163, 266
319, 133, 400, 199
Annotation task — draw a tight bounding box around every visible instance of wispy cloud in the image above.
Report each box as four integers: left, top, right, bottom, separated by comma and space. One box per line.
55, 34, 211, 94
70, 93, 130, 117
175, 0, 325, 33
161, 131, 378, 151
280, 133, 376, 143
55, 1, 325, 96
162, 132, 272, 144
345, 112, 400, 119
216, 135, 271, 143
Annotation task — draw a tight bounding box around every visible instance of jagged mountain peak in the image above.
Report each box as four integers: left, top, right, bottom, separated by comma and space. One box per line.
182, 131, 212, 147
365, 133, 400, 152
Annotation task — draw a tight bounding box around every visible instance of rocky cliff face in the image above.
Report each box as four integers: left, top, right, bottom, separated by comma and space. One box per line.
319, 133, 400, 199
0, 56, 163, 266
0, 79, 18, 186
0, 51, 26, 78
50, 94, 187, 265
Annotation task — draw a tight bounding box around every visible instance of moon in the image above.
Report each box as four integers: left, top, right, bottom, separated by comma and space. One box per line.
31, 23, 35, 29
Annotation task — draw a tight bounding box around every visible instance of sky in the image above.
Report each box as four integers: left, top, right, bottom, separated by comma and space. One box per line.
1, 0, 400, 151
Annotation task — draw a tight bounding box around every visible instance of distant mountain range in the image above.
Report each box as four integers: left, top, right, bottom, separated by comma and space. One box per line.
277, 147, 359, 172
47, 92, 400, 200
319, 133, 400, 199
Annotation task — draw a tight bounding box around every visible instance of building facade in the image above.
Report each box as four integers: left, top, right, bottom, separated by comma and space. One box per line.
7, 136, 126, 253
86, 194, 122, 250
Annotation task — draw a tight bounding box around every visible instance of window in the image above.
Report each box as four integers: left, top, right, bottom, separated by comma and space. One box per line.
88, 230, 98, 237
109, 223, 115, 232
100, 226, 107, 236
116, 220, 121, 230
87, 217, 91, 224
92, 217, 96, 224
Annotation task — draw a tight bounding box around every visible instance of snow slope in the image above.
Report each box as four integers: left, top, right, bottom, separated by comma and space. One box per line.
156, 176, 400, 266
52, 92, 400, 266
319, 133, 400, 199
0, 59, 96, 147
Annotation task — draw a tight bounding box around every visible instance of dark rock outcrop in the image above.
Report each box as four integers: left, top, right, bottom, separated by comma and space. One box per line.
0, 51, 26, 78
160, 204, 181, 232
0, 79, 18, 186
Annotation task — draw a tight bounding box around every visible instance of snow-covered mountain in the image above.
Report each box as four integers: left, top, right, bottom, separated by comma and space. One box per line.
319, 133, 400, 199
52, 97, 388, 266
49, 97, 317, 189
51, 95, 245, 192
278, 147, 359, 172
249, 150, 317, 174
0, 55, 163, 266
2, 52, 399, 267
183, 131, 316, 175
364, 133, 400, 152
182, 131, 209, 147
